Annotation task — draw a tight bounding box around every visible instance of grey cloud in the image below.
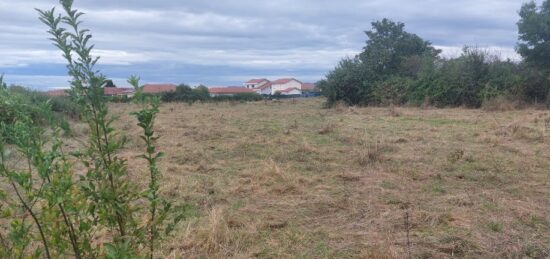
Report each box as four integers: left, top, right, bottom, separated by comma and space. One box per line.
0, 0, 534, 89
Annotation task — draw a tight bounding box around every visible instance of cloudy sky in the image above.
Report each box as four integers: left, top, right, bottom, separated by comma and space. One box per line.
0, 0, 536, 90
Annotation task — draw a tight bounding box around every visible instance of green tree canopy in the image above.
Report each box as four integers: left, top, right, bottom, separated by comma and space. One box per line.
359, 18, 441, 79
517, 0, 550, 69
104, 79, 116, 87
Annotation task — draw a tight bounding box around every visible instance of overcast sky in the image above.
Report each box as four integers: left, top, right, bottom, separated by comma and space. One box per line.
0, 0, 536, 90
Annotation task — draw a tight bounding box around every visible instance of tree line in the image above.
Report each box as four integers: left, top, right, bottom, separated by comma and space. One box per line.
318, 1, 550, 108
161, 84, 262, 103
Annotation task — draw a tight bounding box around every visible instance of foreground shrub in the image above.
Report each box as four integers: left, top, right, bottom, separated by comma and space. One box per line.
0, 1, 185, 257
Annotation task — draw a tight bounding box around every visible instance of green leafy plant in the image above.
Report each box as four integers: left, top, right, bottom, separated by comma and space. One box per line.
0, 1, 184, 257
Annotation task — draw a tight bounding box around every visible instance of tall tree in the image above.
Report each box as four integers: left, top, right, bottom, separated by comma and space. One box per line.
105, 79, 116, 87
359, 18, 440, 79
517, 0, 550, 69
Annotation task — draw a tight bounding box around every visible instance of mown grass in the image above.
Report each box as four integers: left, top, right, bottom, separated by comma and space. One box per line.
67, 98, 549, 258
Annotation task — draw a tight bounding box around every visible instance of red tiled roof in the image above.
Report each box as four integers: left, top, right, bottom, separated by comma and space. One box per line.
280, 87, 301, 93
258, 82, 272, 90
104, 87, 134, 96
245, 78, 268, 84
301, 83, 316, 90
208, 87, 255, 94
142, 84, 176, 94
271, 78, 302, 85
45, 89, 69, 97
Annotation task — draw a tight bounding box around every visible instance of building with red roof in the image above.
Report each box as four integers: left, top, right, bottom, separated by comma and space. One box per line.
208, 87, 255, 97
244, 79, 270, 90
242, 78, 317, 96
104, 87, 134, 96
45, 89, 70, 97
142, 84, 177, 94
300, 83, 318, 92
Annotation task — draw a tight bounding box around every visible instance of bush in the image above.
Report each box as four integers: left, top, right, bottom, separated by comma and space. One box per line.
373, 76, 413, 105
163, 84, 262, 103
322, 19, 550, 108
0, 2, 185, 258
319, 57, 371, 106
162, 84, 210, 103
211, 92, 263, 102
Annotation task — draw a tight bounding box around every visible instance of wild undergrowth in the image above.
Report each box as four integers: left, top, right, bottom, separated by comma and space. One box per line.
0, 1, 184, 258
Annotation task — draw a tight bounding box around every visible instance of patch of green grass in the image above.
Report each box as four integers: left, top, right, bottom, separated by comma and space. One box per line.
520, 215, 549, 231
431, 182, 447, 194
399, 117, 468, 126
381, 180, 398, 190
487, 221, 503, 232
383, 195, 404, 205
174, 203, 200, 220
482, 201, 499, 211
231, 199, 246, 210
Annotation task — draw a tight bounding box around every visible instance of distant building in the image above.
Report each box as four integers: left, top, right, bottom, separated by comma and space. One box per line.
208, 87, 255, 97
244, 79, 269, 89
300, 83, 317, 92
243, 78, 317, 96
271, 78, 302, 95
104, 87, 134, 97
142, 84, 177, 94
45, 89, 70, 97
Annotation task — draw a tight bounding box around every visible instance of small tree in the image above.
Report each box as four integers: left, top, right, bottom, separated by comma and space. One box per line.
0, 1, 185, 258
517, 0, 550, 70
359, 18, 440, 79
0, 74, 6, 89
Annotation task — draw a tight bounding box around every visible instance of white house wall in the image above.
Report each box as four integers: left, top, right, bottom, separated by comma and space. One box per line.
281, 89, 302, 95
260, 87, 271, 95
271, 80, 301, 94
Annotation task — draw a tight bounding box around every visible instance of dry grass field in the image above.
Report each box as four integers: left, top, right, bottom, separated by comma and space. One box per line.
76, 98, 548, 258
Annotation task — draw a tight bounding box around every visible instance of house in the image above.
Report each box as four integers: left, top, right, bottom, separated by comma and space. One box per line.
254, 82, 273, 95
45, 89, 70, 97
104, 87, 134, 97
244, 78, 307, 96
271, 78, 303, 95
278, 87, 302, 95
300, 83, 317, 92
208, 87, 255, 97
244, 79, 269, 89
142, 84, 177, 94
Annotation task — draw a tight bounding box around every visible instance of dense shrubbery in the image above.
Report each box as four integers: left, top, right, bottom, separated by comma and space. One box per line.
162, 84, 263, 103
0, 2, 185, 257
211, 92, 263, 102
162, 84, 210, 103
320, 12, 550, 108
0, 85, 79, 130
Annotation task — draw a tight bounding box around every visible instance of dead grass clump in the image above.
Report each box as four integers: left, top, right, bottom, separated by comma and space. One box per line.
333, 101, 348, 113
393, 137, 408, 144
447, 149, 465, 164
263, 159, 303, 194
235, 159, 303, 195
184, 206, 233, 256
318, 123, 336, 135
297, 140, 318, 154
71, 122, 90, 138
388, 105, 401, 117
348, 106, 360, 114
436, 235, 478, 257
482, 96, 523, 111
356, 140, 393, 166
495, 123, 544, 141
172, 148, 211, 166
357, 144, 382, 166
